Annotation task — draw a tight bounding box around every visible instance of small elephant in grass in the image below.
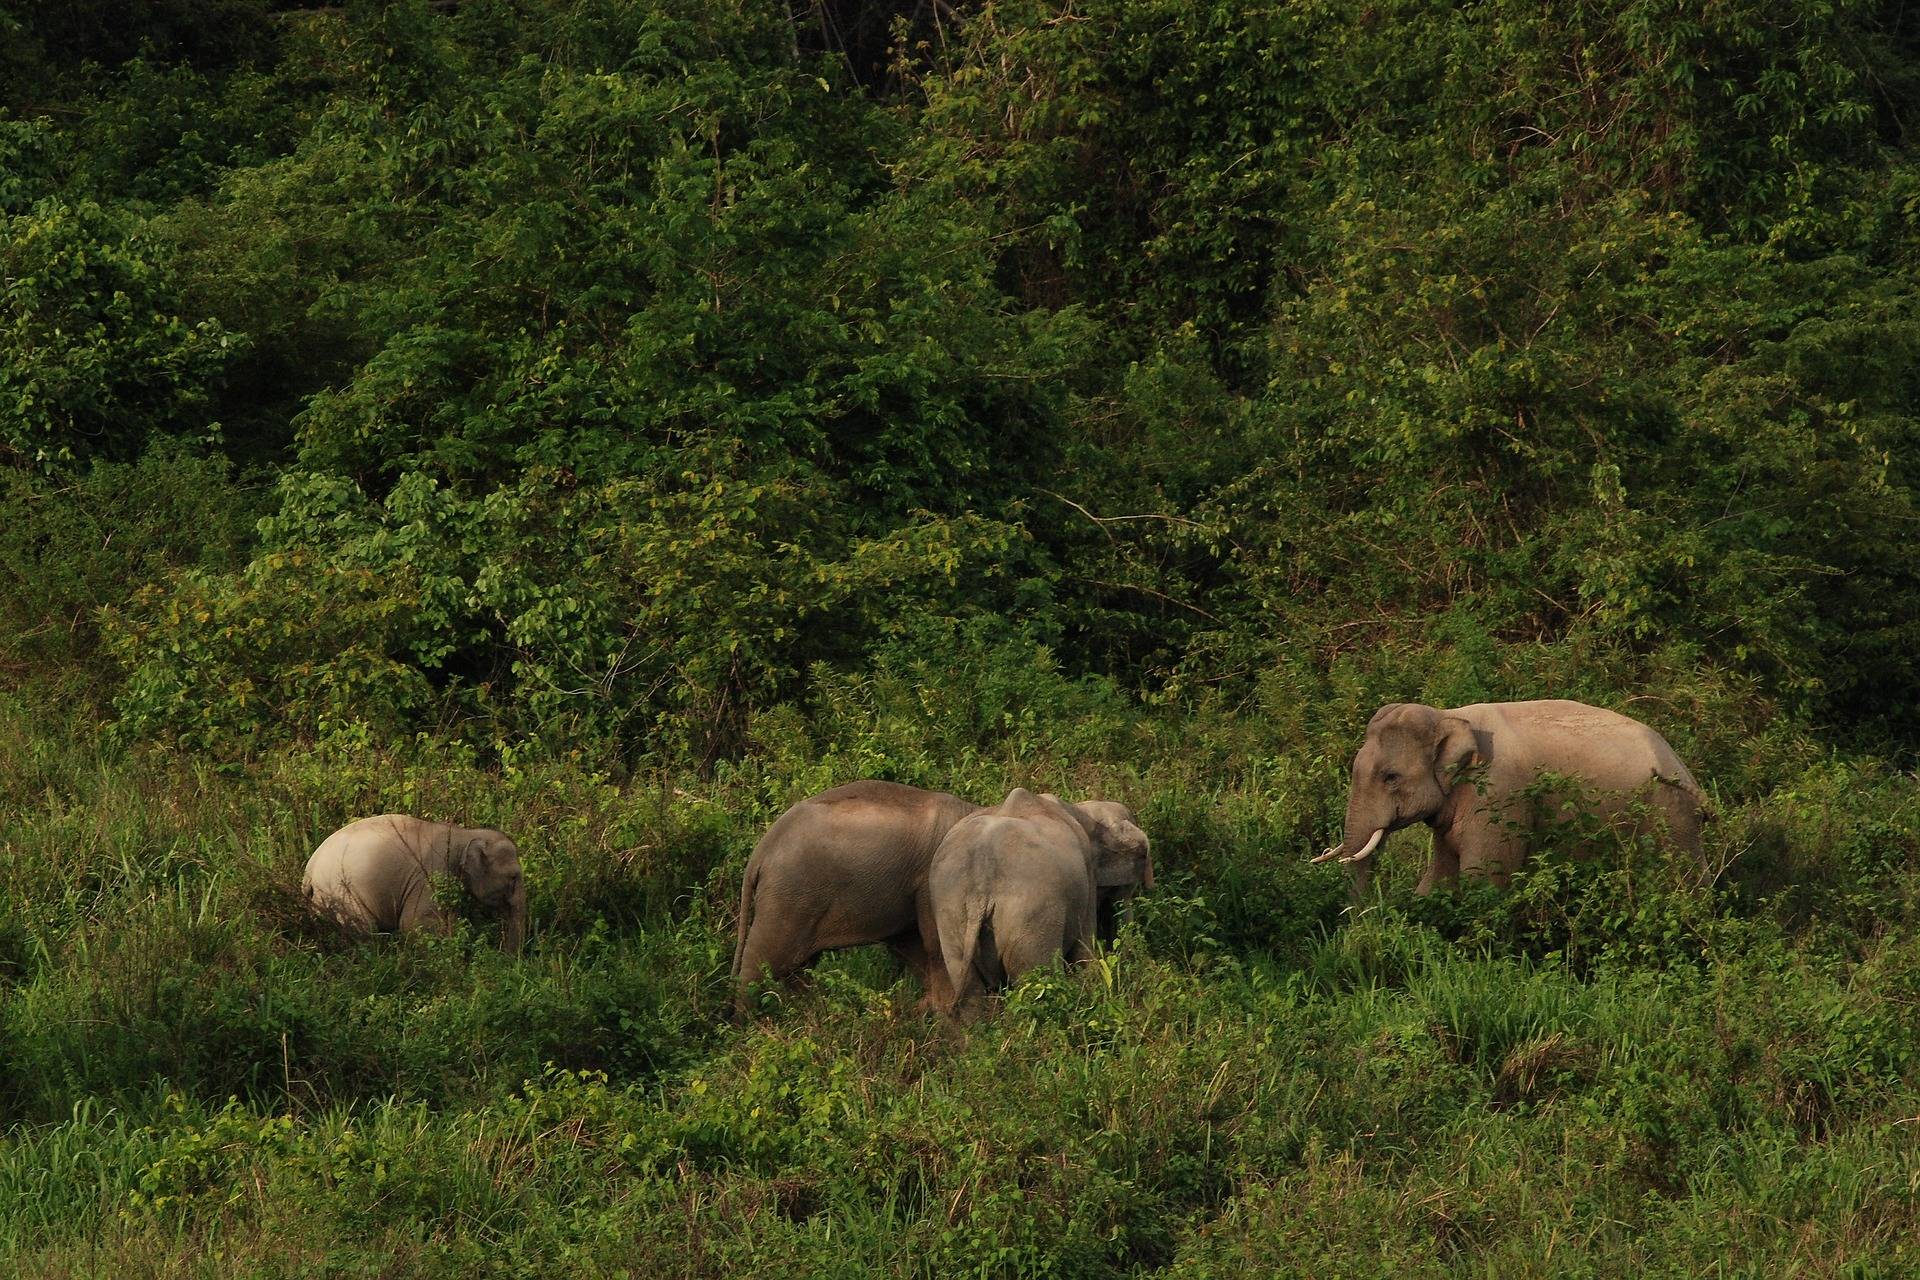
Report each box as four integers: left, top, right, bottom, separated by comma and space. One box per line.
301, 815, 527, 952
732, 781, 1153, 1014
930, 788, 1153, 1016
1315, 700, 1707, 897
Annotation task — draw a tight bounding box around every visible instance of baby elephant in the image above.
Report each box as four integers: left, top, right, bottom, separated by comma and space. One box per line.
930, 789, 1151, 1015
301, 814, 527, 953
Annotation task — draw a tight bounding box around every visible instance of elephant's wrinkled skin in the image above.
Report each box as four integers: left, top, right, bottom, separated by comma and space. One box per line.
302, 814, 527, 952
930, 788, 1153, 1015
1319, 700, 1706, 897
732, 781, 1154, 1014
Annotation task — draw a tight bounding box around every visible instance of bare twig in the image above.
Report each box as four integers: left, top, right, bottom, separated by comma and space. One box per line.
1072, 576, 1220, 623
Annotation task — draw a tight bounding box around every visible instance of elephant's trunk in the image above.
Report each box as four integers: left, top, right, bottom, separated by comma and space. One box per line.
1313, 793, 1393, 865
1341, 827, 1385, 864
499, 883, 526, 955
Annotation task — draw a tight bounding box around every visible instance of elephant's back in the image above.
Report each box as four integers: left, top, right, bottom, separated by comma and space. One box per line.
1466, 701, 1701, 802
809, 779, 966, 809
1463, 700, 1672, 752
307, 814, 428, 870
314, 812, 431, 849
748, 784, 968, 908
303, 815, 438, 922
933, 812, 1035, 878
933, 812, 1020, 868
1455, 699, 1650, 736
943, 812, 1082, 888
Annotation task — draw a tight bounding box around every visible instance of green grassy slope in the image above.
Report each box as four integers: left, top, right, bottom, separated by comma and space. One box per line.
3, 684, 1918, 1275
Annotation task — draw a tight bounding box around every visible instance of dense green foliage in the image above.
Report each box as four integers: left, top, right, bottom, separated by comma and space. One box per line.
5, 0, 1920, 1273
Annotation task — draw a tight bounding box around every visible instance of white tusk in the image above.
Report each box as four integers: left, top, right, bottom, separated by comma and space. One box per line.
1309, 843, 1344, 864
1337, 829, 1386, 865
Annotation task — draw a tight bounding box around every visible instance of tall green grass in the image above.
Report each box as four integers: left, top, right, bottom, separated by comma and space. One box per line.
3, 680, 1919, 1275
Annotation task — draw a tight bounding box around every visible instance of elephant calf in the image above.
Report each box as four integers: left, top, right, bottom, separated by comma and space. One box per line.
1316, 699, 1707, 896
929, 788, 1152, 1015
301, 814, 527, 952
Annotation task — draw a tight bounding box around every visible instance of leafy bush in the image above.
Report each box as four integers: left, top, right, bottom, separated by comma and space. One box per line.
0, 198, 235, 470
0, 444, 258, 692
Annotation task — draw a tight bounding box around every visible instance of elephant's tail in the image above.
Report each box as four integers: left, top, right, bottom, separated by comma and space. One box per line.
942, 895, 993, 1001
731, 859, 761, 981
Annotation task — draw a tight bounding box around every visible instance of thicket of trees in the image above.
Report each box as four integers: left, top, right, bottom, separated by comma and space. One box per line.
6, 2, 1920, 1273
7, 0, 1920, 760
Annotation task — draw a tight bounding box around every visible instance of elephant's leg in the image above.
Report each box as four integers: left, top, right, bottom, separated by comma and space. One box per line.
907, 895, 957, 1014
1415, 839, 1460, 896
1064, 923, 1098, 970
887, 927, 952, 1014
396, 884, 453, 936
1451, 818, 1522, 889
733, 910, 822, 1011
1067, 898, 1098, 966
886, 929, 926, 980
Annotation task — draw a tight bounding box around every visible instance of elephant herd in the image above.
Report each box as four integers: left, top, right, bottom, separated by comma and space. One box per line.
732, 783, 1152, 1015
300, 698, 1709, 1017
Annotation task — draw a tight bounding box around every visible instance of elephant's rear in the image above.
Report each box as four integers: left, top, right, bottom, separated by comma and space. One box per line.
930, 844, 994, 1006
1505, 701, 1709, 860
731, 810, 793, 986
300, 826, 344, 901
1648, 738, 1709, 865
931, 815, 1020, 1007
994, 894, 1084, 982
300, 831, 361, 932
302, 817, 423, 933
730, 798, 850, 993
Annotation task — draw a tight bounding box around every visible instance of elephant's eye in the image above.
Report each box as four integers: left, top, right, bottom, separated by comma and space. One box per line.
1381, 771, 1401, 785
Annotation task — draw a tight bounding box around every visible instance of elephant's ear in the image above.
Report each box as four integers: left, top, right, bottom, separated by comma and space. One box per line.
1368, 702, 1410, 730
458, 836, 490, 881
1051, 799, 1102, 844
1433, 715, 1479, 782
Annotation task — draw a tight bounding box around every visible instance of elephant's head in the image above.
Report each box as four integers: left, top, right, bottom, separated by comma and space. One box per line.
457, 827, 526, 954
1315, 703, 1479, 867
1053, 797, 1155, 895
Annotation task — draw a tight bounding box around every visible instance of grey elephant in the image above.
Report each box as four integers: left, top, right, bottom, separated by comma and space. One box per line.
301, 814, 527, 952
1062, 796, 1158, 937
1315, 700, 1706, 896
930, 788, 1153, 1015
732, 780, 1153, 1013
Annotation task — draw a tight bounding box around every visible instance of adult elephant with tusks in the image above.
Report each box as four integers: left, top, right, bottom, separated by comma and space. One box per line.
1316, 700, 1707, 899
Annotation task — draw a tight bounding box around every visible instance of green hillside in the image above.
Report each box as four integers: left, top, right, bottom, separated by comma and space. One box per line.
3, 1, 1919, 1273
